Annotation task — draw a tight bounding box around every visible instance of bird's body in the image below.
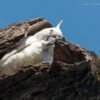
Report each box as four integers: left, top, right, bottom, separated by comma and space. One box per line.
0, 39, 54, 75
0, 20, 63, 75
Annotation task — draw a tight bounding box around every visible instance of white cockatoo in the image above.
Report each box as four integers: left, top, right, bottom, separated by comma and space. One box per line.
0, 20, 63, 75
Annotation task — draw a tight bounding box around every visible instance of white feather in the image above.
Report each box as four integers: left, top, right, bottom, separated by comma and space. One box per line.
0, 26, 63, 75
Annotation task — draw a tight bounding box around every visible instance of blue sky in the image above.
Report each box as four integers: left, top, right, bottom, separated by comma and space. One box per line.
0, 0, 100, 55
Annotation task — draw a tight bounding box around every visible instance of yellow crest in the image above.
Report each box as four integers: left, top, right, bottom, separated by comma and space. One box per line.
56, 20, 63, 29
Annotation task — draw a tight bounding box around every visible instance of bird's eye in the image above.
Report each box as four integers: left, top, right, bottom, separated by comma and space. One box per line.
50, 29, 53, 32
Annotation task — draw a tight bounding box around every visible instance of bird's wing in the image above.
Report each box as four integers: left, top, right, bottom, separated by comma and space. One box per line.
0, 44, 30, 65
15, 44, 30, 54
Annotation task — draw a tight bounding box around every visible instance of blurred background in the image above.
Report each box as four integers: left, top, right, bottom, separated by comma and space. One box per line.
0, 0, 100, 55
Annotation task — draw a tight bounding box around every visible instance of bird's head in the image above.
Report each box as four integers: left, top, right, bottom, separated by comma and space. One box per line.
47, 20, 63, 39
34, 20, 63, 41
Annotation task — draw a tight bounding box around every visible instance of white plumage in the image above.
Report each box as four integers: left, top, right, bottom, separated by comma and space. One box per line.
0, 20, 63, 75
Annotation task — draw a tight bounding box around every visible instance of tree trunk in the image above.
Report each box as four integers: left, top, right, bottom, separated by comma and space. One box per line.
0, 18, 100, 100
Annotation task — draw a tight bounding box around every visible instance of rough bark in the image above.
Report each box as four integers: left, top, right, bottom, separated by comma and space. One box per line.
0, 18, 100, 100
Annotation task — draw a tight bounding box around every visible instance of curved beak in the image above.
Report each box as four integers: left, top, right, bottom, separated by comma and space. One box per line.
55, 39, 68, 46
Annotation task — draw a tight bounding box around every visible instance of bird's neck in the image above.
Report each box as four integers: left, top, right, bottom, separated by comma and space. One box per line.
34, 33, 46, 41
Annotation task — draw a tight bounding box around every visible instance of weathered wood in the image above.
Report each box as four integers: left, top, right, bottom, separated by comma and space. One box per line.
0, 42, 100, 100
